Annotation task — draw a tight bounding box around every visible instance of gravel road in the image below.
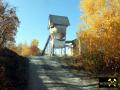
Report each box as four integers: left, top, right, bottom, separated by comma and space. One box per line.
28, 56, 117, 90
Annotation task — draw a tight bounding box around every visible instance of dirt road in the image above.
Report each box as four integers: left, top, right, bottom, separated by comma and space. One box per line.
28, 56, 109, 90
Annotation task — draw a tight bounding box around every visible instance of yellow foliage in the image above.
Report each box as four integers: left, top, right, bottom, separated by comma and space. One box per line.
31, 39, 39, 47
21, 43, 31, 56
13, 39, 40, 56
79, 0, 120, 61
30, 39, 40, 56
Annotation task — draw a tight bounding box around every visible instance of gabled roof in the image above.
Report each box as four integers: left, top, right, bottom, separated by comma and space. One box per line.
49, 15, 70, 27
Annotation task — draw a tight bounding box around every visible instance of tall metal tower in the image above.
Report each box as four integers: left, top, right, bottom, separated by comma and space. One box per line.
48, 15, 70, 56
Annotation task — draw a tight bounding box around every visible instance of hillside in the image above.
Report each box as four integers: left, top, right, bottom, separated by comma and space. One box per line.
0, 48, 29, 90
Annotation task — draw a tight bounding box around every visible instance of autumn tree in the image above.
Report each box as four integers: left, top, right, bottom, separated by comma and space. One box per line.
30, 39, 40, 56
77, 0, 120, 74
20, 42, 31, 56
79, 0, 120, 60
0, 0, 19, 48
12, 39, 40, 56
11, 42, 30, 56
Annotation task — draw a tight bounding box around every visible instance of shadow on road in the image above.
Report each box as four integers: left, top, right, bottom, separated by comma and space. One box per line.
28, 61, 48, 90
28, 57, 91, 90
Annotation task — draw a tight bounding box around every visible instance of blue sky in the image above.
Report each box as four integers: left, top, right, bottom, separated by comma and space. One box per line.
5, 0, 82, 49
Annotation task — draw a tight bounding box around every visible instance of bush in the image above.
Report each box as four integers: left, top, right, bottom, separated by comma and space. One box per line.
75, 51, 120, 76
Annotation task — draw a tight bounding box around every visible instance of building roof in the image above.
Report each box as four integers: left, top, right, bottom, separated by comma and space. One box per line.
48, 15, 70, 28
65, 39, 77, 44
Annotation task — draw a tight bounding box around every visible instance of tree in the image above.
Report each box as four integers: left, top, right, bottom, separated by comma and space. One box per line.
0, 0, 19, 48
77, 0, 120, 74
79, 0, 120, 61
21, 43, 31, 56
13, 39, 40, 56
30, 39, 40, 56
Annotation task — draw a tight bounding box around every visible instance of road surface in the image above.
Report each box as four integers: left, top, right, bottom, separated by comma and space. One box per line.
28, 56, 115, 90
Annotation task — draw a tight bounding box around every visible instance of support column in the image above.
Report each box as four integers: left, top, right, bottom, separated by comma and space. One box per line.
61, 48, 62, 56
64, 36, 66, 56
52, 44, 54, 56
64, 46, 66, 56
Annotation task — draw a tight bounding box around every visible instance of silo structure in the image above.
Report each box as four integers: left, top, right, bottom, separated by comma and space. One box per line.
48, 15, 70, 56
